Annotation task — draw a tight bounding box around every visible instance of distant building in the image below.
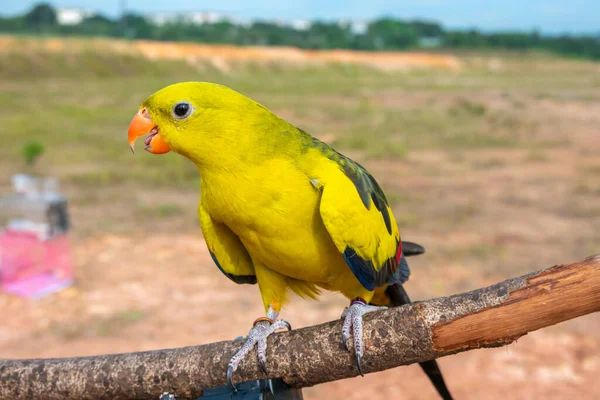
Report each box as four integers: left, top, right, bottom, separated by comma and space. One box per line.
337, 19, 369, 35
146, 12, 176, 26
146, 11, 231, 26
56, 8, 96, 25
290, 19, 311, 31
190, 11, 227, 24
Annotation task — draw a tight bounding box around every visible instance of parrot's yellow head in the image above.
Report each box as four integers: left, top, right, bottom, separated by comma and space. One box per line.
127, 81, 279, 166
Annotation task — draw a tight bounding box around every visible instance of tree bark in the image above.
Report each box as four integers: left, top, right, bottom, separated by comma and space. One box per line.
1, 253, 599, 400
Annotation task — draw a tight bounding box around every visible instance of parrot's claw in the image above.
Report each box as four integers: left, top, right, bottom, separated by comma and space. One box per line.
340, 298, 387, 377
226, 364, 236, 392
259, 357, 268, 375
227, 318, 292, 391
280, 320, 292, 331
356, 353, 364, 377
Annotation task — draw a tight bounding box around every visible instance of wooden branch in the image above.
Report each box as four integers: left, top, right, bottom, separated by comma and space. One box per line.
1, 254, 599, 400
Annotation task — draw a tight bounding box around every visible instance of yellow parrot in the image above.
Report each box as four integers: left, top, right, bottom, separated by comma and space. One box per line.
127, 82, 452, 399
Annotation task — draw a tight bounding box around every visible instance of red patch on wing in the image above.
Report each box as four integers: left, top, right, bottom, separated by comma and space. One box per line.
395, 241, 403, 264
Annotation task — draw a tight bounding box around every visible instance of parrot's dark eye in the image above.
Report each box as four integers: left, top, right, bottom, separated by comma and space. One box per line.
172, 101, 193, 119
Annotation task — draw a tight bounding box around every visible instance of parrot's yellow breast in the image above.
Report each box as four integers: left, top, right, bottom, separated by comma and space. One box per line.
200, 157, 352, 287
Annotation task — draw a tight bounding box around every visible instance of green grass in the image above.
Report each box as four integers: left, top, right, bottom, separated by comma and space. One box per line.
448, 98, 487, 117
0, 41, 589, 175
148, 203, 186, 217
473, 157, 507, 169
525, 150, 550, 162
1, 36, 598, 239
443, 243, 508, 264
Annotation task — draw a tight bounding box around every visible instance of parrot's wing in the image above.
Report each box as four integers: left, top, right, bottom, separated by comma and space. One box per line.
199, 202, 256, 284
317, 153, 408, 291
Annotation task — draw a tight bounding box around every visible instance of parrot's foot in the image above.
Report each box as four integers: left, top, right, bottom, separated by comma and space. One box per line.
341, 298, 387, 376
227, 314, 291, 392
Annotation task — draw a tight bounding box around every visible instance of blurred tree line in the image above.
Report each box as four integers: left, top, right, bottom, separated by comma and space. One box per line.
1, 3, 599, 60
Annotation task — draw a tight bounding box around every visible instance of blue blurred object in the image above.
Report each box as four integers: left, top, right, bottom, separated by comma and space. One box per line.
200, 378, 303, 399
159, 378, 303, 400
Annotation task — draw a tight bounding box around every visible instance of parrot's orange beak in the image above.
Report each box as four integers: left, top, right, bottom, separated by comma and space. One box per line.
127, 108, 171, 154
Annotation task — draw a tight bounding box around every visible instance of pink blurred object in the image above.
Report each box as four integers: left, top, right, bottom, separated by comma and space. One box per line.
0, 174, 72, 299
0, 229, 73, 299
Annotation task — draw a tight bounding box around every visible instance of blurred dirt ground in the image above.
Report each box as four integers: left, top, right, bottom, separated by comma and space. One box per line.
1, 234, 599, 399
0, 38, 599, 399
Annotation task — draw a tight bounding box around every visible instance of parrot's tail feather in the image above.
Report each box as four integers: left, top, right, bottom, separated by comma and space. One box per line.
400, 241, 425, 257
385, 283, 454, 400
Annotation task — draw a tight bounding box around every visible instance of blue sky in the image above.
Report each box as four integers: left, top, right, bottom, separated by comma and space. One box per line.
1, 0, 598, 34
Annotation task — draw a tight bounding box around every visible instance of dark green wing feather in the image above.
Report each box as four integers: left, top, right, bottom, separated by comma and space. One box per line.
305, 132, 408, 291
